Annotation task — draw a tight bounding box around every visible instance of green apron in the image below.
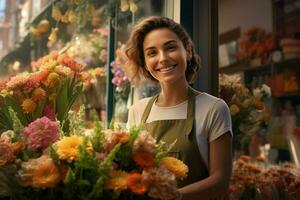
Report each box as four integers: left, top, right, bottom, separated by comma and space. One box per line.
140, 87, 209, 187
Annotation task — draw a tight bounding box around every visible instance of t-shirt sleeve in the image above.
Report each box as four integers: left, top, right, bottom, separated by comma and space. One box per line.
208, 99, 232, 142
126, 106, 136, 130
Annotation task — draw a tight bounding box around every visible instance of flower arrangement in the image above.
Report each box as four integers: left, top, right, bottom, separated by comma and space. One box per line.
237, 27, 275, 63
0, 51, 84, 133
219, 74, 271, 151
0, 107, 187, 200
229, 155, 300, 200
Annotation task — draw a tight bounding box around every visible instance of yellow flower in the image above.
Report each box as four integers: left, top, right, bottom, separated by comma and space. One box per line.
37, 20, 50, 33
160, 156, 188, 179
129, 1, 138, 13
56, 135, 83, 162
45, 72, 60, 88
61, 10, 70, 23
22, 98, 37, 113
52, 6, 62, 21
230, 104, 240, 116
68, 9, 76, 23
48, 27, 59, 43
106, 170, 129, 191
32, 156, 61, 188
32, 87, 46, 101
120, 0, 129, 12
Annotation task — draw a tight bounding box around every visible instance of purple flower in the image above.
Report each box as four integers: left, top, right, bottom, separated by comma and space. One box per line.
22, 117, 59, 151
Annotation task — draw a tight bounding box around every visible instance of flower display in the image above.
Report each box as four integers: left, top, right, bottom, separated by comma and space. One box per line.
219, 74, 271, 151
237, 27, 275, 63
0, 105, 188, 199
0, 51, 84, 133
229, 155, 300, 200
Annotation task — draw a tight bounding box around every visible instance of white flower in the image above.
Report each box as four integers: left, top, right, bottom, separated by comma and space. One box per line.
261, 84, 271, 97
0, 130, 15, 142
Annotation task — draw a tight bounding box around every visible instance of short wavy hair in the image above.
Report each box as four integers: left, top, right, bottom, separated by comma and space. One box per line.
125, 16, 201, 85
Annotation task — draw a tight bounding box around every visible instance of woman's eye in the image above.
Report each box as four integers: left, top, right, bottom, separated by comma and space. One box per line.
147, 51, 156, 57
167, 46, 176, 51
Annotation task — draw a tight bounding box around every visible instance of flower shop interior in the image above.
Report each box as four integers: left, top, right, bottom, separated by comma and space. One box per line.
0, 0, 300, 199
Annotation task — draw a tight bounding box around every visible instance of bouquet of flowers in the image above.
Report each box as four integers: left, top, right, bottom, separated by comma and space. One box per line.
237, 27, 275, 63
229, 155, 300, 200
0, 51, 85, 133
219, 74, 271, 151
0, 107, 187, 200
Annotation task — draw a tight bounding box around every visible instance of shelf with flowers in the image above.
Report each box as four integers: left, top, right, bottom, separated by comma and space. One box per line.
237, 27, 276, 67
219, 74, 271, 155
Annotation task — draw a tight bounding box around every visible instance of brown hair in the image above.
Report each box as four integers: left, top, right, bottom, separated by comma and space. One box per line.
125, 16, 201, 85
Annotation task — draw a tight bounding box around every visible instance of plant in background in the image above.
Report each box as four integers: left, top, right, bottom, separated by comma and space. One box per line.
219, 74, 271, 151
237, 27, 275, 63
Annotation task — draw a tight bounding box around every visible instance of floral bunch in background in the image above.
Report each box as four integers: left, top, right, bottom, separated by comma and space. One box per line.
219, 74, 271, 151
229, 155, 300, 200
0, 107, 188, 200
67, 27, 108, 68
237, 27, 275, 63
0, 51, 85, 133
111, 44, 130, 97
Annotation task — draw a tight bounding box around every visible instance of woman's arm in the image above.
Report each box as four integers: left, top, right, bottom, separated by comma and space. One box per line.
179, 132, 232, 200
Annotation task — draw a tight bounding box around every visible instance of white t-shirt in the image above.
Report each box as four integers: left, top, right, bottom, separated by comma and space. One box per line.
127, 92, 232, 167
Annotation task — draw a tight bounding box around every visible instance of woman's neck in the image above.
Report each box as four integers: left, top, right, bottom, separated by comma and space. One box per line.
156, 82, 189, 107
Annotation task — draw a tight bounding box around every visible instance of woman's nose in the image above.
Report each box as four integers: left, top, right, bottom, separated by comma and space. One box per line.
158, 50, 168, 63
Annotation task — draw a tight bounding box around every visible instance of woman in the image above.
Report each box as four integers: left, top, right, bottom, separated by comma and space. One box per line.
125, 16, 232, 200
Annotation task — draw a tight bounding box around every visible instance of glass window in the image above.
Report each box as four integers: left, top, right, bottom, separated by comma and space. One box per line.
0, 0, 6, 22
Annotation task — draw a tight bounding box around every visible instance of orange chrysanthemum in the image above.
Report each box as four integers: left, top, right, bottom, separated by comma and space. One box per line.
22, 98, 37, 113
106, 170, 129, 191
240, 155, 251, 162
10, 141, 24, 155
56, 135, 83, 162
133, 150, 155, 168
32, 157, 61, 188
160, 157, 188, 179
252, 97, 264, 110
32, 87, 46, 101
127, 173, 147, 195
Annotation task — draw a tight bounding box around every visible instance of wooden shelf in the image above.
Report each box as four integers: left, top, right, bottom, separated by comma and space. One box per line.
219, 57, 300, 74
275, 91, 300, 98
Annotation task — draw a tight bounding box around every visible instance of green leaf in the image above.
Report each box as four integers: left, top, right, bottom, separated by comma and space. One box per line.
32, 98, 47, 119
5, 96, 27, 125
56, 80, 70, 122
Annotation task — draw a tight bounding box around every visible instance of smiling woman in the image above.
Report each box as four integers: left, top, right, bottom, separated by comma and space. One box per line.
125, 16, 233, 200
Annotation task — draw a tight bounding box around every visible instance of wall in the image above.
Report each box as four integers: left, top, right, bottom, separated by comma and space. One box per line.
219, 0, 273, 34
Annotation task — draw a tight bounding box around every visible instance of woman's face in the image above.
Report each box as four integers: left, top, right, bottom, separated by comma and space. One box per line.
143, 28, 191, 85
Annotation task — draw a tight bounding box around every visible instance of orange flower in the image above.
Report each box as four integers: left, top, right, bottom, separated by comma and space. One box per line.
32, 157, 61, 188
22, 98, 37, 113
127, 173, 147, 195
252, 97, 264, 110
133, 150, 155, 168
106, 170, 129, 191
160, 157, 188, 179
240, 155, 251, 162
10, 141, 24, 155
32, 87, 46, 101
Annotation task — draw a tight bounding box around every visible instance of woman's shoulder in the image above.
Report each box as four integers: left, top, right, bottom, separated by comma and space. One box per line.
129, 96, 152, 113
195, 92, 229, 113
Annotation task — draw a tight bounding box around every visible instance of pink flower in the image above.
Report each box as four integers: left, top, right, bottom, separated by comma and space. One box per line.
42, 104, 56, 121
22, 117, 59, 151
0, 140, 15, 166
